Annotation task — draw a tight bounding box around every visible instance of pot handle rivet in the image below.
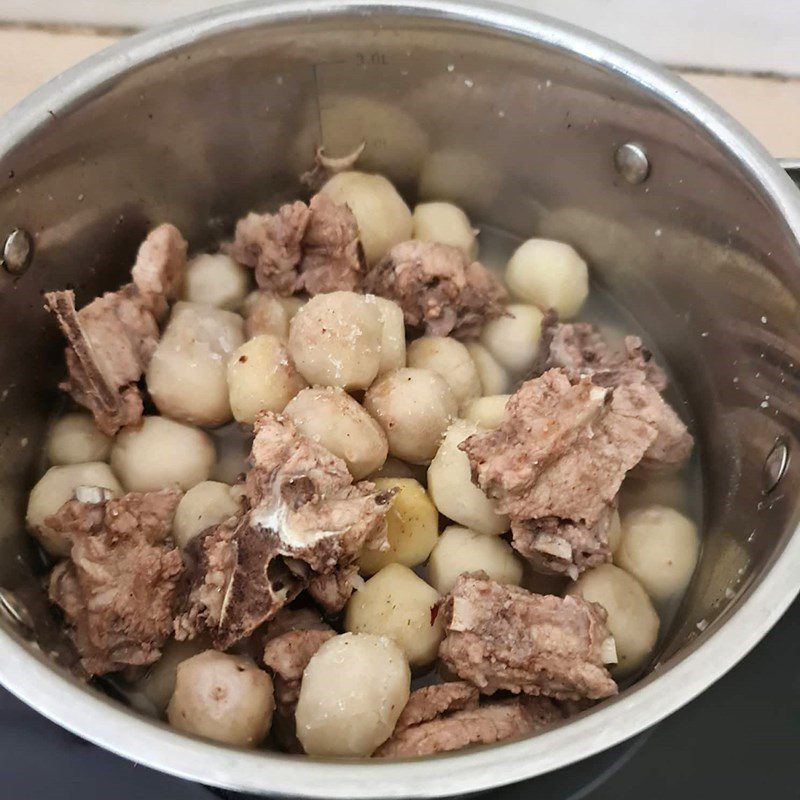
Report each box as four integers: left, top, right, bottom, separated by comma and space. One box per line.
763, 438, 789, 494
1, 228, 33, 275
614, 142, 650, 185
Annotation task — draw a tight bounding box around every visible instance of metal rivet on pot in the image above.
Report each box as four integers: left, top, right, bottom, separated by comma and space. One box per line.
1, 228, 33, 275
0, 588, 34, 637
763, 438, 789, 493
614, 142, 650, 184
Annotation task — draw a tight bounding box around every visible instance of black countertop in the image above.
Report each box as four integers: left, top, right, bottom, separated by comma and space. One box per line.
1, 599, 797, 799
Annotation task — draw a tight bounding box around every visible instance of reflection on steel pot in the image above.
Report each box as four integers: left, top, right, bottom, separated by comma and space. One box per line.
0, 1, 799, 796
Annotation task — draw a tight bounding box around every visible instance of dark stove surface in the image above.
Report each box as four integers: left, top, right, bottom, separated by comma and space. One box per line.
1, 599, 797, 800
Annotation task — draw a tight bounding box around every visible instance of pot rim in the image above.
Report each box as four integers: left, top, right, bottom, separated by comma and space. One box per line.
1, 1, 800, 796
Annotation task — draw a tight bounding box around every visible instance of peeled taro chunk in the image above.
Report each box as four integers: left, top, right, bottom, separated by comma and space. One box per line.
363, 240, 507, 339
438, 572, 618, 701
46, 488, 183, 675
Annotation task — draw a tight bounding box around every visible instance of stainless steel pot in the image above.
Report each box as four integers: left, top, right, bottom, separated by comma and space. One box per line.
1, 1, 799, 796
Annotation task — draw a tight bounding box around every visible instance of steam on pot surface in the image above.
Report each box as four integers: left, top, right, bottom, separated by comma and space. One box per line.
30, 163, 701, 759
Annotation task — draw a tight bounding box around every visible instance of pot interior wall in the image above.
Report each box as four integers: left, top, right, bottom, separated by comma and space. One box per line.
0, 8, 798, 694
